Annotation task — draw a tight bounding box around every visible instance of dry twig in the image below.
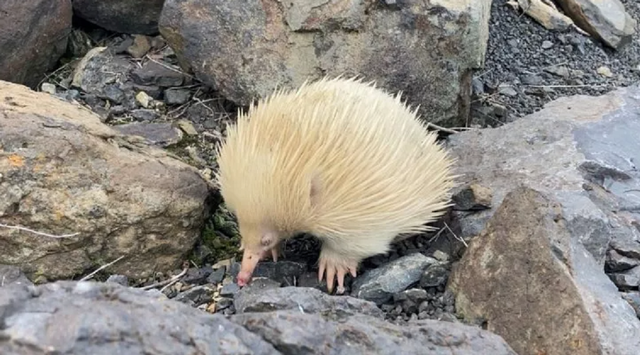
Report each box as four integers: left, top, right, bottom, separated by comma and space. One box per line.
0, 223, 79, 239
140, 267, 189, 291
80, 256, 126, 281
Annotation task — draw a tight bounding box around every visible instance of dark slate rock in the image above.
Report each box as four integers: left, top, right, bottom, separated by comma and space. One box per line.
221, 283, 241, 298
351, 253, 436, 305
606, 249, 640, 273
165, 88, 191, 105
206, 266, 226, 285
131, 61, 186, 88
173, 285, 214, 307
72, 0, 165, 35
113, 122, 183, 147
420, 262, 450, 288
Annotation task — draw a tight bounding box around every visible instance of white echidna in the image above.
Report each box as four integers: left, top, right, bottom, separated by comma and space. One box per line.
214, 76, 456, 293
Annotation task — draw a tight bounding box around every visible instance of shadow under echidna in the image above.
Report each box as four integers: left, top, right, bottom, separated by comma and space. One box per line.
214, 76, 457, 294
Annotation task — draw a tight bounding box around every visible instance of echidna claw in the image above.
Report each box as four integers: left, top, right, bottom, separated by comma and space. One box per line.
318, 251, 358, 294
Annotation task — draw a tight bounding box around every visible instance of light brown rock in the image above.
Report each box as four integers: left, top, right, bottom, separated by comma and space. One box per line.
448, 187, 640, 355
159, 0, 492, 127
0, 80, 211, 281
556, 0, 636, 49
0, 0, 72, 88
516, 0, 574, 31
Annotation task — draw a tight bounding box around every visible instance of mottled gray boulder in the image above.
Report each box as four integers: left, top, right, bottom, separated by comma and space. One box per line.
0, 80, 210, 281
72, 0, 165, 35
234, 285, 384, 318
230, 310, 518, 355
449, 187, 640, 355
159, 0, 492, 127
447, 84, 640, 267
0, 281, 277, 355
351, 253, 437, 305
0, 0, 72, 88
556, 0, 636, 49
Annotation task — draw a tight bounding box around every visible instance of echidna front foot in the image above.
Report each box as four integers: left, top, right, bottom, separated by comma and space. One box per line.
318, 247, 359, 295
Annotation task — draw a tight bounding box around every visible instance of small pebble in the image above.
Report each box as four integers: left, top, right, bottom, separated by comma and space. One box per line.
177, 119, 199, 136
541, 40, 553, 49
136, 91, 152, 108
41, 83, 56, 95
106, 274, 128, 286
597, 66, 613, 77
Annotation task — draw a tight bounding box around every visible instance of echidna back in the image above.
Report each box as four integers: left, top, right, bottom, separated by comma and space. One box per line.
215, 77, 455, 241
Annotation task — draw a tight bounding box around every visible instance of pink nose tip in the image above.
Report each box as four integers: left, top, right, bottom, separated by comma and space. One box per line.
237, 271, 252, 286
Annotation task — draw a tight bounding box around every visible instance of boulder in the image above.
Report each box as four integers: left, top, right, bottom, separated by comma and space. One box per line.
158, 0, 492, 127
0, 0, 72, 88
556, 0, 636, 49
0, 281, 277, 354
0, 279, 517, 355
0, 80, 210, 281
230, 310, 518, 355
72, 0, 165, 35
448, 187, 640, 355
446, 84, 640, 267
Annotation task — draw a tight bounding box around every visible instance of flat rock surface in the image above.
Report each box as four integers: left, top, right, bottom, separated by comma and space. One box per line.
0, 281, 277, 355
230, 310, 518, 355
159, 0, 491, 126
0, 80, 210, 281
234, 285, 384, 318
0, 0, 72, 88
449, 187, 640, 355
447, 84, 640, 265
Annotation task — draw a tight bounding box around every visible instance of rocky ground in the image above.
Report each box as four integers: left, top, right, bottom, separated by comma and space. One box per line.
3, 0, 640, 353
470, 0, 640, 126
24, 0, 640, 326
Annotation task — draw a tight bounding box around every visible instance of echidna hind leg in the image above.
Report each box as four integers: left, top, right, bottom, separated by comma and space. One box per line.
318, 245, 359, 294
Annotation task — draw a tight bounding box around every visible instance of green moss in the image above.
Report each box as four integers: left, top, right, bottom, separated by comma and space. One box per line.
189, 202, 243, 266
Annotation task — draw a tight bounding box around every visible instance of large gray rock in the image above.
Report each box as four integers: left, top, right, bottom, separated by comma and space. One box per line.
0, 281, 277, 354
159, 0, 492, 127
0, 80, 210, 281
446, 84, 640, 267
72, 0, 165, 35
0, 0, 72, 88
556, 0, 636, 49
230, 310, 518, 355
448, 187, 640, 355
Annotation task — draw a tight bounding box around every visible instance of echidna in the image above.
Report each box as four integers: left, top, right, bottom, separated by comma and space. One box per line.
214, 76, 456, 294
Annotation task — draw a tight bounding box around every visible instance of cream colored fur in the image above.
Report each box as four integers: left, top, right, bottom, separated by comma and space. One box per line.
214, 76, 456, 261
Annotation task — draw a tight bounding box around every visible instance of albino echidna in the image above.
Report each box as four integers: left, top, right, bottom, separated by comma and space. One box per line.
214, 76, 456, 293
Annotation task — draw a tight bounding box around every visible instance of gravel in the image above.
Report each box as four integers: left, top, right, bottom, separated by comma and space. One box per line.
471, 0, 640, 126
